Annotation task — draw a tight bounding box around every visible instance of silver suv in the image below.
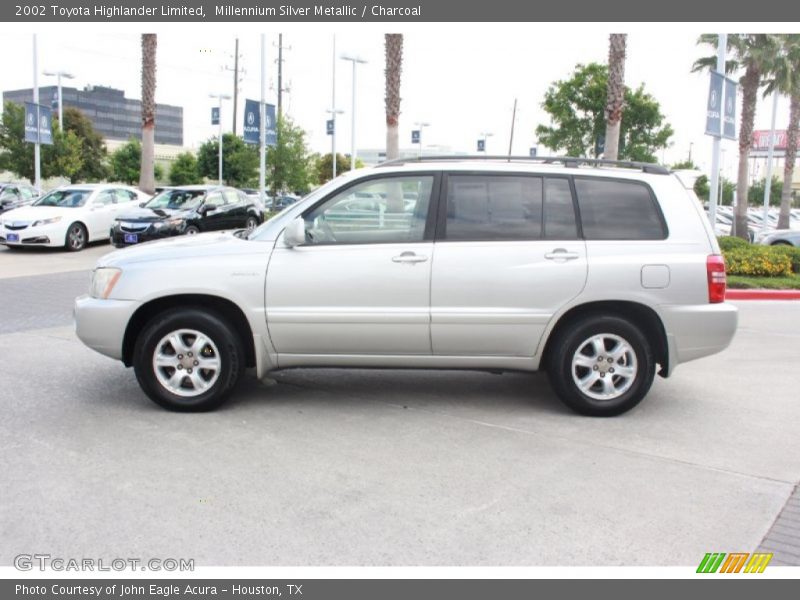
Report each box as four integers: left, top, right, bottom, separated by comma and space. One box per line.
74, 157, 737, 416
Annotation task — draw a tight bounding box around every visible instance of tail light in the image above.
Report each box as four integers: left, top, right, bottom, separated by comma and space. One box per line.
707, 255, 727, 303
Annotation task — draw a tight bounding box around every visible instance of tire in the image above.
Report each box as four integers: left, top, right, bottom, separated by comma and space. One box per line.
244, 215, 259, 233
547, 315, 655, 417
65, 222, 87, 251
132, 308, 245, 411
185, 225, 200, 235
771, 241, 792, 246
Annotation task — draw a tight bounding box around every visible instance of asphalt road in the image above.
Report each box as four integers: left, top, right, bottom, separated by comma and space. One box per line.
1, 249, 798, 566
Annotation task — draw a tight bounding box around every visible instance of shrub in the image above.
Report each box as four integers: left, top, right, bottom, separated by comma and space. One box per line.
768, 244, 800, 274
723, 246, 793, 277
717, 236, 750, 252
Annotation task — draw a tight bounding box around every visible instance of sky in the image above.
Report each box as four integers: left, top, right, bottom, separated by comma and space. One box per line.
0, 22, 796, 180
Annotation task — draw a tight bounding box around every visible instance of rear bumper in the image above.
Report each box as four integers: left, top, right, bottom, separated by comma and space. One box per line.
74, 294, 139, 360
660, 302, 738, 374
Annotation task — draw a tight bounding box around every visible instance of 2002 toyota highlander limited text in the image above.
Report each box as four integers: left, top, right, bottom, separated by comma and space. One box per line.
74, 157, 738, 416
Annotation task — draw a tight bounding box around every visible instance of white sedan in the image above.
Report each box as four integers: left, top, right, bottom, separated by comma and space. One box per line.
0, 184, 149, 251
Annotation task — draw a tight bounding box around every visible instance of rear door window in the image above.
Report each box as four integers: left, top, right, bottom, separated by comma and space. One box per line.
443, 175, 543, 241
574, 178, 666, 240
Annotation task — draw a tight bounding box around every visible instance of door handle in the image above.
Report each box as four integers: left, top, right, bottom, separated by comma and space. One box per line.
392, 251, 428, 264
544, 248, 580, 261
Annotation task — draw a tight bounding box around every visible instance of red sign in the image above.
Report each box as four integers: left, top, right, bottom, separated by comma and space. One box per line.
752, 130, 788, 151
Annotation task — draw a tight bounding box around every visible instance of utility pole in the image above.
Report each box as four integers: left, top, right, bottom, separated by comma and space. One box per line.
274, 34, 290, 121
508, 98, 518, 158
224, 38, 244, 135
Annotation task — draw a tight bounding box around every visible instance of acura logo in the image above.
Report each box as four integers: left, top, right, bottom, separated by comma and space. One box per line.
247, 111, 255, 126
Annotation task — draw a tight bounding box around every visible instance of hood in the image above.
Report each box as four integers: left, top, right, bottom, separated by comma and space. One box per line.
0, 205, 70, 222
97, 231, 269, 268
115, 207, 193, 222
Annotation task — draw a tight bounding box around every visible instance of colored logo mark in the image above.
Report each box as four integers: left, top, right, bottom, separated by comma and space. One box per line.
696, 552, 773, 573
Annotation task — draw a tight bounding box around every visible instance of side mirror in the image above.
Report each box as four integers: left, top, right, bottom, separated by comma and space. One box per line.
283, 217, 305, 247
139, 202, 146, 207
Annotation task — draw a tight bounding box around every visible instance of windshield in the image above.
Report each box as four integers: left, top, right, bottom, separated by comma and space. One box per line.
33, 189, 92, 208
145, 189, 206, 210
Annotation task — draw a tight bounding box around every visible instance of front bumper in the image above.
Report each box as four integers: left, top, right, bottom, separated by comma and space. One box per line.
111, 226, 183, 247
1, 223, 64, 247
74, 294, 139, 361
660, 302, 738, 374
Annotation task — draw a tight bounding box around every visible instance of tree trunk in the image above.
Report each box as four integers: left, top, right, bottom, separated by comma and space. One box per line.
735, 65, 760, 240
384, 34, 403, 161
604, 34, 627, 161
139, 34, 157, 194
778, 90, 799, 230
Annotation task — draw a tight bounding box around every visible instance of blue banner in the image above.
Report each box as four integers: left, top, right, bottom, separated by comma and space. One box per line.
243, 98, 277, 147
705, 71, 724, 136
24, 102, 53, 145
326, 119, 334, 135
477, 139, 485, 152
411, 130, 420, 144
211, 106, 219, 125
723, 77, 737, 140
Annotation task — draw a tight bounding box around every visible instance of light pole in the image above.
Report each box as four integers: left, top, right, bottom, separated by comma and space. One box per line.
414, 121, 430, 157
43, 70, 75, 130
327, 108, 345, 177
32, 35, 41, 194
480, 132, 493, 154
340, 54, 367, 171
209, 92, 231, 186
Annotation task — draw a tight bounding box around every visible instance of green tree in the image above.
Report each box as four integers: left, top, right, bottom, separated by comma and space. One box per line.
535, 63, 673, 162
197, 133, 259, 188
60, 106, 110, 182
384, 34, 404, 160
0, 100, 83, 182
671, 159, 700, 170
266, 116, 312, 194
748, 176, 783, 206
139, 33, 158, 194
314, 152, 354, 184
694, 34, 782, 239
694, 174, 710, 200
168, 152, 201, 185
110, 138, 163, 185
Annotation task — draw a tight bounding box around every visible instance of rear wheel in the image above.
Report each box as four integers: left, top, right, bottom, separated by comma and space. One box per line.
547, 315, 655, 416
133, 308, 245, 411
185, 225, 200, 235
65, 222, 87, 251
244, 215, 259, 233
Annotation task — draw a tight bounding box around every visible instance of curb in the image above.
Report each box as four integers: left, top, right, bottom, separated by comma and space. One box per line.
726, 289, 800, 300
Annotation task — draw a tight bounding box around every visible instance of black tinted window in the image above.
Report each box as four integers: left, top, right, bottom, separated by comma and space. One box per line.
445, 175, 543, 241
575, 179, 666, 240
544, 178, 578, 240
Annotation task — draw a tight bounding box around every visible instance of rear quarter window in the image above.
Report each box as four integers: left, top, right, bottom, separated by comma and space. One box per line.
575, 178, 667, 240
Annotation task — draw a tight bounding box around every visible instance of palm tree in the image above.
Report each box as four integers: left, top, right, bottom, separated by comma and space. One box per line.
139, 34, 157, 194
694, 34, 780, 240
384, 34, 403, 161
764, 35, 800, 230
604, 34, 627, 161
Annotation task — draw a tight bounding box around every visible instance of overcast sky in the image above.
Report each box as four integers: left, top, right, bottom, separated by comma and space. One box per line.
1, 22, 795, 179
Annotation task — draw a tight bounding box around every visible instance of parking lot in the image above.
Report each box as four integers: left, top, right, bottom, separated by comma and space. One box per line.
1, 242, 798, 566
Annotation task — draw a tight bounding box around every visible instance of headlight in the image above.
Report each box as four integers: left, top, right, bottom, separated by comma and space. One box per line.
32, 216, 62, 227
90, 267, 122, 299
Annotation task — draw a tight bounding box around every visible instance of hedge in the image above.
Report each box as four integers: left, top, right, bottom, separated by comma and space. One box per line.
722, 246, 793, 277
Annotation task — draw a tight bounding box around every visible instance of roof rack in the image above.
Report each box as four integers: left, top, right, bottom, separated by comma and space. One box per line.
376, 155, 671, 175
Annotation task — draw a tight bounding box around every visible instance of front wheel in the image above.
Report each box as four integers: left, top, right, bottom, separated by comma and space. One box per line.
185, 225, 200, 235
547, 316, 655, 416
65, 222, 87, 251
244, 215, 259, 233
133, 308, 245, 411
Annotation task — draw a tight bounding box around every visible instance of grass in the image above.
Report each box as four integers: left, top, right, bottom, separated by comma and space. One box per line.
727, 273, 800, 290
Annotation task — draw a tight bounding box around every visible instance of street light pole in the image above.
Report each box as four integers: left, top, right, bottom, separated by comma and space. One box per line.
340, 54, 367, 171
209, 92, 231, 186
761, 91, 780, 234
43, 70, 75, 130
259, 34, 266, 207
414, 121, 430, 157
33, 34, 40, 194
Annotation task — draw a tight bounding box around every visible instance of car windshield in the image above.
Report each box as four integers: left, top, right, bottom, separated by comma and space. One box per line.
33, 189, 92, 208
146, 189, 206, 210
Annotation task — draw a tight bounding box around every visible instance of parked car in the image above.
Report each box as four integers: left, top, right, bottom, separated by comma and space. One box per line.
0, 183, 39, 214
0, 184, 148, 251
110, 185, 262, 248
758, 229, 800, 247
75, 157, 737, 415
273, 194, 300, 210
